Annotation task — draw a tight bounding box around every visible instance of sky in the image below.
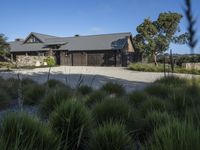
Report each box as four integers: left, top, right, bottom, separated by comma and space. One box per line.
0, 0, 199, 54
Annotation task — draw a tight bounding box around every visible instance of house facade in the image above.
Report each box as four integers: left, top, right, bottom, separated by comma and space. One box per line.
9, 32, 135, 67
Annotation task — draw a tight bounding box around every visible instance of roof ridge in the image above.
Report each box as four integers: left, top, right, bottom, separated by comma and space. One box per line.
66, 32, 132, 38
44, 32, 132, 40
31, 32, 59, 38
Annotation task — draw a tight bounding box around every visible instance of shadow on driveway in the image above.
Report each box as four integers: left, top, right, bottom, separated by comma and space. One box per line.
0, 71, 150, 93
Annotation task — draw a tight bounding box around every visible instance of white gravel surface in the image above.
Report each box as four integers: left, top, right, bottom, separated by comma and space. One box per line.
0, 66, 198, 92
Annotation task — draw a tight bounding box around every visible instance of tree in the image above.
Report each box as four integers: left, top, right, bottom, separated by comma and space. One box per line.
0, 34, 10, 57
133, 12, 188, 66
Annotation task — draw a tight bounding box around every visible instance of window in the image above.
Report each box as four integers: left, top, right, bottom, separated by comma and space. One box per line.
26, 35, 41, 43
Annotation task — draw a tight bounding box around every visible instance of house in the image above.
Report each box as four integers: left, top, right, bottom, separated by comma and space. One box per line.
9, 32, 135, 67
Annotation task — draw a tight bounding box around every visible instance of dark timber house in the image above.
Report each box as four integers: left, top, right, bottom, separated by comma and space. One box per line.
9, 32, 135, 66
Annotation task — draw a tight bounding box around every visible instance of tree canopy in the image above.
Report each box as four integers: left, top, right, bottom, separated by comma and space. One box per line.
0, 34, 10, 56
133, 12, 188, 65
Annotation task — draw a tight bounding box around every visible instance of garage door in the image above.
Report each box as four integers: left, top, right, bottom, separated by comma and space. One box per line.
87, 52, 116, 66
87, 53, 104, 66
72, 53, 87, 66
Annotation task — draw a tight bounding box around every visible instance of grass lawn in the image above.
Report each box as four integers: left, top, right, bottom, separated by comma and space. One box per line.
128, 63, 200, 75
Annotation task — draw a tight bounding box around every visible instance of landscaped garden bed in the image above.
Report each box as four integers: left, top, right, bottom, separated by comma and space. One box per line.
0, 76, 200, 149
128, 63, 200, 75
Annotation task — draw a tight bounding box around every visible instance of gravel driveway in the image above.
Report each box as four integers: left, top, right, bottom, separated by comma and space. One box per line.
0, 66, 197, 92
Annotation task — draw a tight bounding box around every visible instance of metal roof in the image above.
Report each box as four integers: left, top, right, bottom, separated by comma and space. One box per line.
9, 32, 132, 52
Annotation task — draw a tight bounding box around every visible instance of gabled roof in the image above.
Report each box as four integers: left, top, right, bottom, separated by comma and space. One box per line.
23, 32, 58, 43
9, 41, 48, 52
9, 32, 132, 52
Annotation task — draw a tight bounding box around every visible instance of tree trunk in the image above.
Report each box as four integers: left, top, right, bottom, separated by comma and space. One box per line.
153, 53, 158, 66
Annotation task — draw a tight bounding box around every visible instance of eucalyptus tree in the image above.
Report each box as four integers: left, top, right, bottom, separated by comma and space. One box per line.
133, 12, 188, 65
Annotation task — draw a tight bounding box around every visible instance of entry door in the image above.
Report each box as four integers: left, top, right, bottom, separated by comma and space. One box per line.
55, 51, 60, 65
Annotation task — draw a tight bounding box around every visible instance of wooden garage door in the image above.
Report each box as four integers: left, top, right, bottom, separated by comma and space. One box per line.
87, 53, 104, 66
87, 52, 116, 66
73, 52, 87, 66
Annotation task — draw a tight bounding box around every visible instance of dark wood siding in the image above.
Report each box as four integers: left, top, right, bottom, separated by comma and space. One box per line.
59, 50, 124, 66
60, 51, 72, 66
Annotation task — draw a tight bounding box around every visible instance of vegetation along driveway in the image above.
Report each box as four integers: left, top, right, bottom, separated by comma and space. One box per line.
0, 66, 197, 92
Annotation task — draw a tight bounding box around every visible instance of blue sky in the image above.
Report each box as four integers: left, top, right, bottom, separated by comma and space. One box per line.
0, 0, 199, 54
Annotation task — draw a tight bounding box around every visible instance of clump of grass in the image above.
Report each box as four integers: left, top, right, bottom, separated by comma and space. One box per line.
40, 87, 73, 118
0, 113, 58, 150
49, 100, 92, 150
168, 89, 195, 116
0, 78, 19, 99
89, 121, 133, 150
145, 111, 173, 129
186, 107, 200, 128
142, 111, 174, 139
155, 76, 188, 86
128, 91, 148, 108
0, 88, 11, 109
45, 79, 66, 88
101, 82, 125, 97
145, 84, 171, 99
85, 90, 107, 107
140, 97, 167, 117
21, 78, 37, 85
23, 84, 46, 105
93, 98, 133, 125
146, 119, 200, 150
77, 85, 93, 95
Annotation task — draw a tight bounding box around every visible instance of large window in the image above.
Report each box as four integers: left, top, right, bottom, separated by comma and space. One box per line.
26, 35, 41, 43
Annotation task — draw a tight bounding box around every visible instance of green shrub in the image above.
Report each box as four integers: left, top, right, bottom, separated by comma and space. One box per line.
77, 85, 93, 95
93, 98, 133, 125
49, 100, 92, 150
146, 120, 200, 150
44, 56, 56, 66
140, 97, 167, 116
45, 79, 66, 88
0, 88, 11, 109
23, 84, 46, 105
0, 113, 58, 150
101, 82, 125, 97
128, 91, 148, 108
40, 87, 72, 118
89, 122, 133, 150
85, 90, 107, 107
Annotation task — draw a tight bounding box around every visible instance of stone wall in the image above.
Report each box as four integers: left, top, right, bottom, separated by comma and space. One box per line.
16, 55, 46, 67
182, 63, 200, 70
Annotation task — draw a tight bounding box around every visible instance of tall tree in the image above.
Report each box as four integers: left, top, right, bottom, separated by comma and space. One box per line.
133, 12, 188, 65
0, 34, 10, 57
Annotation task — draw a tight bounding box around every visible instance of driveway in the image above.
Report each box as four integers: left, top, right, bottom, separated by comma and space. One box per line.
0, 66, 197, 92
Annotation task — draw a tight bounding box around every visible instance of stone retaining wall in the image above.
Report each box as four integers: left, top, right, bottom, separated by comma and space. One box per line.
182, 63, 200, 70
16, 55, 46, 67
